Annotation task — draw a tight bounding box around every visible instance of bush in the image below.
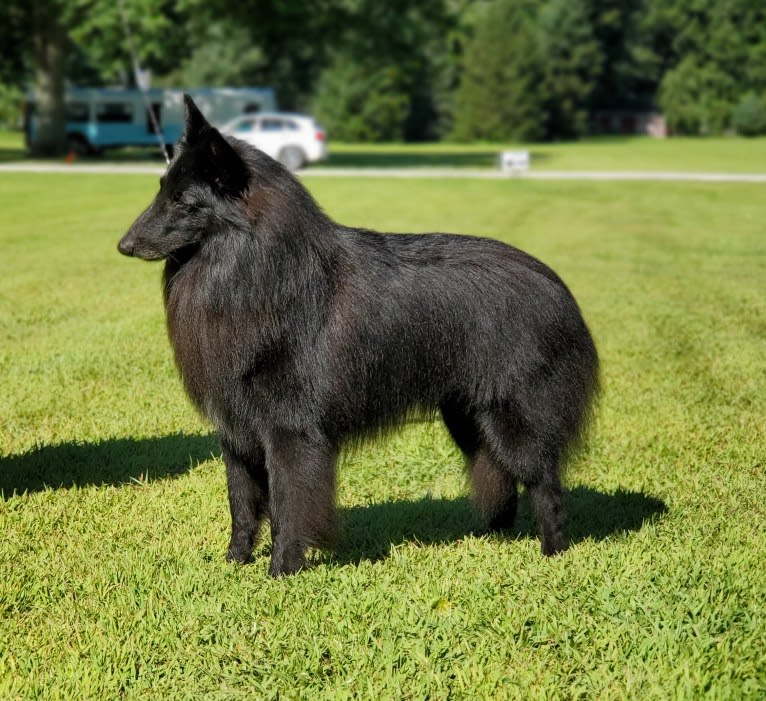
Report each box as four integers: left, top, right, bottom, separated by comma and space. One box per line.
731, 93, 766, 137
312, 56, 410, 142
0, 84, 23, 129
659, 57, 737, 135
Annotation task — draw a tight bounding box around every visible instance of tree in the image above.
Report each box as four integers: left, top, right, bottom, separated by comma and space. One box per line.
538, 0, 602, 138
583, 0, 656, 111
157, 21, 266, 88
186, 0, 347, 110
452, 0, 545, 142
649, 0, 766, 134
308, 0, 459, 141
312, 55, 410, 142
28, 2, 69, 155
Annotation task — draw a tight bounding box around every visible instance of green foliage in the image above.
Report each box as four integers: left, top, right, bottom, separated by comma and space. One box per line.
158, 21, 265, 89
654, 0, 766, 135
2, 170, 766, 697
539, 0, 602, 138
731, 93, 766, 137
659, 57, 736, 135
451, 0, 644, 141
5, 0, 766, 144
0, 3, 29, 89
452, 0, 545, 142
313, 56, 410, 142
0, 84, 23, 128
584, 0, 655, 110
67, 0, 192, 84
311, 1, 459, 141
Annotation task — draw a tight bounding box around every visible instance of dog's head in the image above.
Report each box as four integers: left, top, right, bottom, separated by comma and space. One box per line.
118, 95, 250, 260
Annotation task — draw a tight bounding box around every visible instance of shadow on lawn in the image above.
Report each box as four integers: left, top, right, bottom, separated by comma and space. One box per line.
2, 435, 666, 564
334, 487, 667, 565
0, 433, 219, 498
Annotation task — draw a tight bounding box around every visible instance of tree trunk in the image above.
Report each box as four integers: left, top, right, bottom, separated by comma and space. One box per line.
29, 3, 67, 156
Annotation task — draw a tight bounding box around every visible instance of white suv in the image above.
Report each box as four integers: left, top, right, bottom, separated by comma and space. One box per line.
221, 112, 327, 170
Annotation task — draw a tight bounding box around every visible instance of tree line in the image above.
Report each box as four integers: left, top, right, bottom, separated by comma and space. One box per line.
2, 0, 766, 154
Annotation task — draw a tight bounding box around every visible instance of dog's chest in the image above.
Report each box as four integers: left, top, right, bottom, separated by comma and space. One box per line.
164, 280, 240, 405
163, 276, 286, 426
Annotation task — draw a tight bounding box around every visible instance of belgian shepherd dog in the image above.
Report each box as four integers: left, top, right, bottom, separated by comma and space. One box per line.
118, 95, 598, 576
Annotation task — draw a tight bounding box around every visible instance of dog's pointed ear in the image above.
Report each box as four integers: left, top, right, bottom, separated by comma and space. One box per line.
183, 94, 209, 142
206, 129, 250, 196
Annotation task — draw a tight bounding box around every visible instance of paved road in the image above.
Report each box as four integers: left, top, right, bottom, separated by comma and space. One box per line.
1, 161, 765, 182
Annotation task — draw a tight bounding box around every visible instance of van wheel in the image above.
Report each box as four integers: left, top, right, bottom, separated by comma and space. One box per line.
66, 134, 92, 156
278, 146, 305, 171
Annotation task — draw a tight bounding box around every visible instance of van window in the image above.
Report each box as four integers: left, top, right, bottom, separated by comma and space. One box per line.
66, 102, 89, 121
96, 103, 133, 123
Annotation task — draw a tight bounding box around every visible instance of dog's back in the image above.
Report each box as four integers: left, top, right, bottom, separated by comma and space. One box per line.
310, 228, 597, 447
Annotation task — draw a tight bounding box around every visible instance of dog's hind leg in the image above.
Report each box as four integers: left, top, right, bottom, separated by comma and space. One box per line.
223, 442, 270, 564
264, 431, 337, 577
471, 447, 519, 532
478, 409, 568, 556
441, 399, 519, 532
526, 476, 567, 555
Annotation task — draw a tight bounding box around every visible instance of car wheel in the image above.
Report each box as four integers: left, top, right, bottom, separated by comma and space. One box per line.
278, 146, 305, 171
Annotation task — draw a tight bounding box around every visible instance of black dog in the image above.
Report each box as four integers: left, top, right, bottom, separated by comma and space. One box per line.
118, 95, 599, 576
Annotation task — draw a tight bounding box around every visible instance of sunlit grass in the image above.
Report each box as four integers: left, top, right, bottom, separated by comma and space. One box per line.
324, 137, 766, 172
1, 172, 765, 698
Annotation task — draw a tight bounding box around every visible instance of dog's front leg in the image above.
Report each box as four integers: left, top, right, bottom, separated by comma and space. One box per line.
222, 441, 269, 564
264, 431, 337, 577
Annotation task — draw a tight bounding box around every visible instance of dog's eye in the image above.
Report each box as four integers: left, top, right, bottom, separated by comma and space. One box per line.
171, 193, 199, 212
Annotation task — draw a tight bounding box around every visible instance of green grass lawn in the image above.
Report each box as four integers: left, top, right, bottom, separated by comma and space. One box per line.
1, 172, 765, 699
325, 137, 766, 173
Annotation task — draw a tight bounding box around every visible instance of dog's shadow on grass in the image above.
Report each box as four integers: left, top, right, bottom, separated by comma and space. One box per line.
333, 487, 667, 565
0, 434, 219, 498
2, 436, 666, 564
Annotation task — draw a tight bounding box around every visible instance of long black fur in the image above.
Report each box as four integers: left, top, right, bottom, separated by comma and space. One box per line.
118, 96, 599, 576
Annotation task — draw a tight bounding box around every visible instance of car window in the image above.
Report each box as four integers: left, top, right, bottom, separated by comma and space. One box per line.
260, 119, 285, 132
234, 118, 257, 132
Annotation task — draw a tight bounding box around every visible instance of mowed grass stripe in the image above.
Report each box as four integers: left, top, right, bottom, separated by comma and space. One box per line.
1, 173, 764, 699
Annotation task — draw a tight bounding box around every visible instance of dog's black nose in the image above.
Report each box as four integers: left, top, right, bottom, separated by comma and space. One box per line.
118, 236, 134, 256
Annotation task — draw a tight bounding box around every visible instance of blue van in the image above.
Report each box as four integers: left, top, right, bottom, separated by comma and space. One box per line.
25, 86, 277, 155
